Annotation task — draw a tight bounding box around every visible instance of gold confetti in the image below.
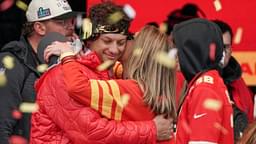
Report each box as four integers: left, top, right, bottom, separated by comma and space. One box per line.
76, 14, 83, 28
133, 48, 142, 56
123, 4, 136, 19
121, 94, 130, 107
107, 11, 124, 24
2, 55, 14, 69
214, 0, 222, 11
159, 23, 168, 33
97, 60, 114, 71
16, 0, 28, 11
82, 18, 92, 39
214, 122, 228, 134
203, 99, 222, 111
19, 102, 39, 113
154, 51, 176, 68
0, 72, 7, 87
36, 64, 48, 73
234, 27, 243, 44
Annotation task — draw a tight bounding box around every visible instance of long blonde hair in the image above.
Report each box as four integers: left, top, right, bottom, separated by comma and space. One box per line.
125, 25, 176, 118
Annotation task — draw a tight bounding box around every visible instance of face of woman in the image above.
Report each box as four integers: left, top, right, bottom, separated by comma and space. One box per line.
90, 33, 127, 62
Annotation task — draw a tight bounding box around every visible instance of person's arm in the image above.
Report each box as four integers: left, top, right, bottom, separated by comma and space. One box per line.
0, 53, 25, 143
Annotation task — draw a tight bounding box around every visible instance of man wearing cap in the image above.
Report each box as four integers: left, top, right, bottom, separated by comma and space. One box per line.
0, 0, 78, 142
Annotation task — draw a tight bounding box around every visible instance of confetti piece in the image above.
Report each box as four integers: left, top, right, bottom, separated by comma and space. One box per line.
107, 11, 124, 24
203, 98, 222, 111
181, 120, 191, 134
2, 55, 15, 69
0, 0, 14, 12
82, 18, 92, 39
76, 14, 83, 28
234, 27, 243, 44
133, 48, 142, 56
12, 110, 22, 119
167, 48, 178, 59
159, 23, 167, 33
97, 60, 114, 71
123, 4, 136, 19
0, 72, 7, 87
134, 31, 139, 38
154, 51, 176, 68
16, 0, 27, 11
36, 64, 48, 73
19, 102, 39, 113
214, 122, 228, 134
209, 43, 216, 62
214, 0, 222, 11
9, 135, 27, 144
121, 94, 130, 107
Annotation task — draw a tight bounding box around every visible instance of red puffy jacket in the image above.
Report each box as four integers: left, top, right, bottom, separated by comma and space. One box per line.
30, 52, 156, 143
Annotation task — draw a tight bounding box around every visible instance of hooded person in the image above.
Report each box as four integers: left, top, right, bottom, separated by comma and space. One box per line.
173, 18, 234, 144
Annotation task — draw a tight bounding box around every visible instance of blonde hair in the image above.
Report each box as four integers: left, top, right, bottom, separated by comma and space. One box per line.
125, 25, 176, 118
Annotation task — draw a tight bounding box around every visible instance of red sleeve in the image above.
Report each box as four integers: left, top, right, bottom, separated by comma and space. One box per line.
231, 78, 254, 123
39, 69, 157, 144
188, 86, 225, 143
62, 60, 93, 106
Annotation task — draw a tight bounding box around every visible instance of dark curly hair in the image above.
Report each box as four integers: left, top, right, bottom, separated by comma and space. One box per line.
88, 2, 131, 39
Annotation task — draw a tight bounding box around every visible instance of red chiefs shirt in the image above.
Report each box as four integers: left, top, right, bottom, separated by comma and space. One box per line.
176, 70, 234, 144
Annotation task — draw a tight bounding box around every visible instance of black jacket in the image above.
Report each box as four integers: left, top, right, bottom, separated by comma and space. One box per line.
0, 36, 40, 143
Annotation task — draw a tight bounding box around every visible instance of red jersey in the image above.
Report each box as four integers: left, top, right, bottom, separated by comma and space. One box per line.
176, 70, 234, 144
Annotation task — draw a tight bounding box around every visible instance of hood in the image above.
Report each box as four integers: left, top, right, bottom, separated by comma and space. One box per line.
222, 56, 242, 84
173, 18, 224, 82
77, 51, 110, 80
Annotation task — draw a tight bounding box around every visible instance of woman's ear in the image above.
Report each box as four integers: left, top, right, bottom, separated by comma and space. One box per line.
33, 22, 46, 36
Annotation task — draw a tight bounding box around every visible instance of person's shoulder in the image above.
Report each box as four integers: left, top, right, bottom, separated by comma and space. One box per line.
43, 63, 63, 76
192, 70, 225, 91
